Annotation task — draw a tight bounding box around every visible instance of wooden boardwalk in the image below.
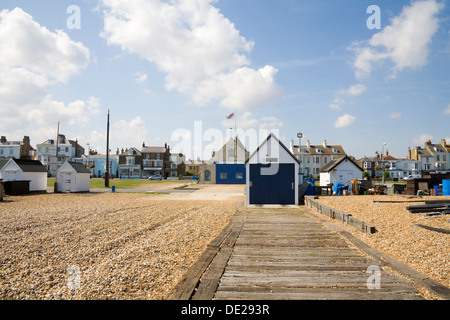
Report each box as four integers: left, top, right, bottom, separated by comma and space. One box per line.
172, 205, 449, 300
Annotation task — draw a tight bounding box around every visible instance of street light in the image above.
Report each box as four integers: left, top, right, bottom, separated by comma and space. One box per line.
297, 133, 303, 184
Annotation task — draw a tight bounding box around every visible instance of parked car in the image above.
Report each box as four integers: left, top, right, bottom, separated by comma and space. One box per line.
149, 175, 162, 181
403, 174, 421, 181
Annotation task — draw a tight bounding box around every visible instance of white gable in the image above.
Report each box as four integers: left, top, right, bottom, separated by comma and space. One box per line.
247, 134, 298, 165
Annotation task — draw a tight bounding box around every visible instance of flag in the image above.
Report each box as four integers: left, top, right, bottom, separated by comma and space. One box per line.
226, 112, 235, 119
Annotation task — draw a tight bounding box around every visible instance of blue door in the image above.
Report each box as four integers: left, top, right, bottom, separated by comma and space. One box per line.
249, 164, 295, 205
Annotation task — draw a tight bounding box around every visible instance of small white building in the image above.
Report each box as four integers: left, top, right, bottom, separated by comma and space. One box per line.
320, 155, 363, 187
0, 159, 48, 192
246, 133, 299, 205
56, 161, 90, 193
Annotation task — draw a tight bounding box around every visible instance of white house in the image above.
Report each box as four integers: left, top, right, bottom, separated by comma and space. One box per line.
385, 159, 422, 180
320, 155, 363, 187
0, 159, 48, 192
246, 133, 299, 205
56, 161, 91, 193
36, 134, 84, 177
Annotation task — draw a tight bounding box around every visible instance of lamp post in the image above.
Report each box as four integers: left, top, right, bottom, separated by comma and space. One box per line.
297, 133, 303, 184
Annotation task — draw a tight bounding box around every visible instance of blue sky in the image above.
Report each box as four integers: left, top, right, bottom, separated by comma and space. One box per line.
0, 0, 449, 160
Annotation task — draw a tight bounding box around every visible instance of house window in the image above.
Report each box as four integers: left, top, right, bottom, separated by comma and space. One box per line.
364, 162, 372, 169
333, 148, 339, 153
436, 155, 440, 161
220, 173, 227, 180
156, 153, 161, 159
236, 172, 243, 180
324, 157, 328, 164
316, 148, 323, 153
444, 155, 447, 161
126, 157, 135, 165
315, 157, 320, 164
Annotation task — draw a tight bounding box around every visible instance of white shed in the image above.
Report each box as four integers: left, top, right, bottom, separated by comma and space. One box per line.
56, 161, 90, 193
246, 133, 300, 205
0, 159, 48, 192
320, 156, 363, 187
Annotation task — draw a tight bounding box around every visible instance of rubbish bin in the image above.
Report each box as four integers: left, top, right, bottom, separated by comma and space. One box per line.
111, 186, 116, 193
443, 180, 450, 196
434, 185, 440, 196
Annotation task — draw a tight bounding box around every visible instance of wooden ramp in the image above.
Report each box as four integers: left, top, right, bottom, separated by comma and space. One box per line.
214, 207, 423, 300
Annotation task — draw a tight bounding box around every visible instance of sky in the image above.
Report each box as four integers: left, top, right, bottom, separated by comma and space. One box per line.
0, 0, 449, 160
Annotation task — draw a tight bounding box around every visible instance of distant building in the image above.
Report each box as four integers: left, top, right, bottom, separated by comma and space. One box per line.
0, 136, 35, 160
73, 154, 119, 178
199, 137, 249, 185
36, 134, 84, 176
118, 147, 142, 179
408, 139, 449, 172
140, 144, 167, 179
290, 140, 346, 178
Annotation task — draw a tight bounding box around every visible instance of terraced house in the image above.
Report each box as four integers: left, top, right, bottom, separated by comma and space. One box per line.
409, 139, 450, 172
140, 144, 167, 179
36, 134, 84, 176
118, 147, 142, 179
290, 140, 346, 178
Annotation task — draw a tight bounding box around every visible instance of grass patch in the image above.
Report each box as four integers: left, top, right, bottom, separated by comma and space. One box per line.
47, 178, 184, 190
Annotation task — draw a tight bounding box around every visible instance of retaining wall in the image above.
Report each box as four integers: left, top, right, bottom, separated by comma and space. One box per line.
305, 196, 376, 234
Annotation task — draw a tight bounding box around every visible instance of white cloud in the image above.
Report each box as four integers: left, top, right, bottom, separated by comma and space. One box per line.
88, 117, 148, 154
443, 104, 450, 115
329, 84, 366, 110
389, 111, 402, 119
334, 114, 356, 128
351, 0, 444, 79
134, 72, 148, 84
413, 134, 433, 145
338, 84, 367, 96
0, 8, 96, 143
100, 0, 281, 110
221, 112, 284, 130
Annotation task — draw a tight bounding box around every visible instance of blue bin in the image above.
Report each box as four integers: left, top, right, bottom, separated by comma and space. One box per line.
443, 180, 450, 196
433, 185, 440, 196
111, 186, 116, 193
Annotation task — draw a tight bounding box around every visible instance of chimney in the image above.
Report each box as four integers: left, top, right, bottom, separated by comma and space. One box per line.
0, 136, 6, 143
323, 140, 327, 148
143, 142, 146, 148
408, 147, 411, 160
290, 140, 294, 153
306, 140, 310, 148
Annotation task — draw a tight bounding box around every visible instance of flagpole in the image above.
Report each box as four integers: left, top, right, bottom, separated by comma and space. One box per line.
234, 110, 237, 138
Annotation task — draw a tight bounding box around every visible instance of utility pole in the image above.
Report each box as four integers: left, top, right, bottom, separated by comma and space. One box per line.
105, 110, 110, 188
54, 121, 60, 193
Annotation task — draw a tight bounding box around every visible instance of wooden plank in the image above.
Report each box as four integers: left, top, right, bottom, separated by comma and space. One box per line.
214, 290, 422, 300
413, 224, 450, 234
169, 247, 218, 300
192, 248, 234, 300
